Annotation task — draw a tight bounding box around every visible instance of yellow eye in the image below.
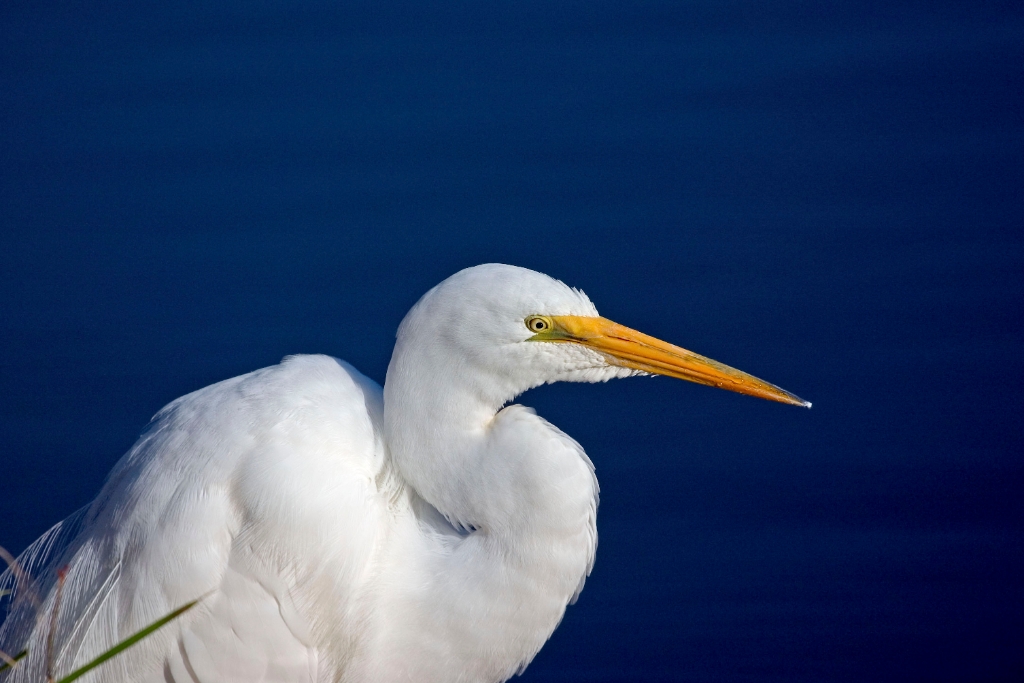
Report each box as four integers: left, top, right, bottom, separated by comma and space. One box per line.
525, 316, 550, 333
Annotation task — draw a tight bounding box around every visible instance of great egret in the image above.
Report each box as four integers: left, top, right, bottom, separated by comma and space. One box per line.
0, 264, 808, 683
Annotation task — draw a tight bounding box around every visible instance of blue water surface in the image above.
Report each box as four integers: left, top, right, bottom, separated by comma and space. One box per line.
1, 1, 1022, 681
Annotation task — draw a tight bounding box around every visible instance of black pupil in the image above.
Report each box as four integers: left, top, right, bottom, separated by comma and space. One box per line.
533, 320, 544, 330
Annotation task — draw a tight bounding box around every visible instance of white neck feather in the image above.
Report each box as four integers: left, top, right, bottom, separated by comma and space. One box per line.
368, 341, 599, 682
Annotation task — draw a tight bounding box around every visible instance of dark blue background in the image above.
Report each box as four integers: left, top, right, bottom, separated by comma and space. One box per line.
2, 2, 1022, 681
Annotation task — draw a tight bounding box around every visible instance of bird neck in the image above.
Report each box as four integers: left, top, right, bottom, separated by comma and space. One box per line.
383, 325, 522, 527
382, 325, 599, 537
381, 317, 599, 575
382, 370, 518, 529
376, 356, 599, 681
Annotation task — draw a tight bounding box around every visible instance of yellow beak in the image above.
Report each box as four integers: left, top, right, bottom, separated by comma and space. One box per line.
533, 315, 810, 408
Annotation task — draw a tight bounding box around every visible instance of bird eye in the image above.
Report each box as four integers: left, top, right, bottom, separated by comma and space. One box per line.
525, 316, 550, 333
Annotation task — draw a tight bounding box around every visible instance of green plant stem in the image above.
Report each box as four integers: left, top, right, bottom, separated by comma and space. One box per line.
54, 598, 200, 683
0, 649, 27, 674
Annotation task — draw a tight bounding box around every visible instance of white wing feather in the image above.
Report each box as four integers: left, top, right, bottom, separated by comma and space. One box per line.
0, 355, 390, 683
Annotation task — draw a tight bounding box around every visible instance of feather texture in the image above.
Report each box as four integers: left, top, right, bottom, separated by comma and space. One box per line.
2, 264, 796, 682
1, 266, 604, 683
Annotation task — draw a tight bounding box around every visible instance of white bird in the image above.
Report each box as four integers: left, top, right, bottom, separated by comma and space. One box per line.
0, 264, 808, 683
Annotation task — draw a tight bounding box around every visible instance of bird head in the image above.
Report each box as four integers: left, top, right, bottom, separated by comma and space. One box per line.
389, 264, 809, 410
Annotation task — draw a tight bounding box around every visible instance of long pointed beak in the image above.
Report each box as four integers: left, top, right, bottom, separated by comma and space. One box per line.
538, 315, 811, 408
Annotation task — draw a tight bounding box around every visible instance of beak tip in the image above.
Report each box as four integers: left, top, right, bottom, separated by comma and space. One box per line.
778, 391, 811, 409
